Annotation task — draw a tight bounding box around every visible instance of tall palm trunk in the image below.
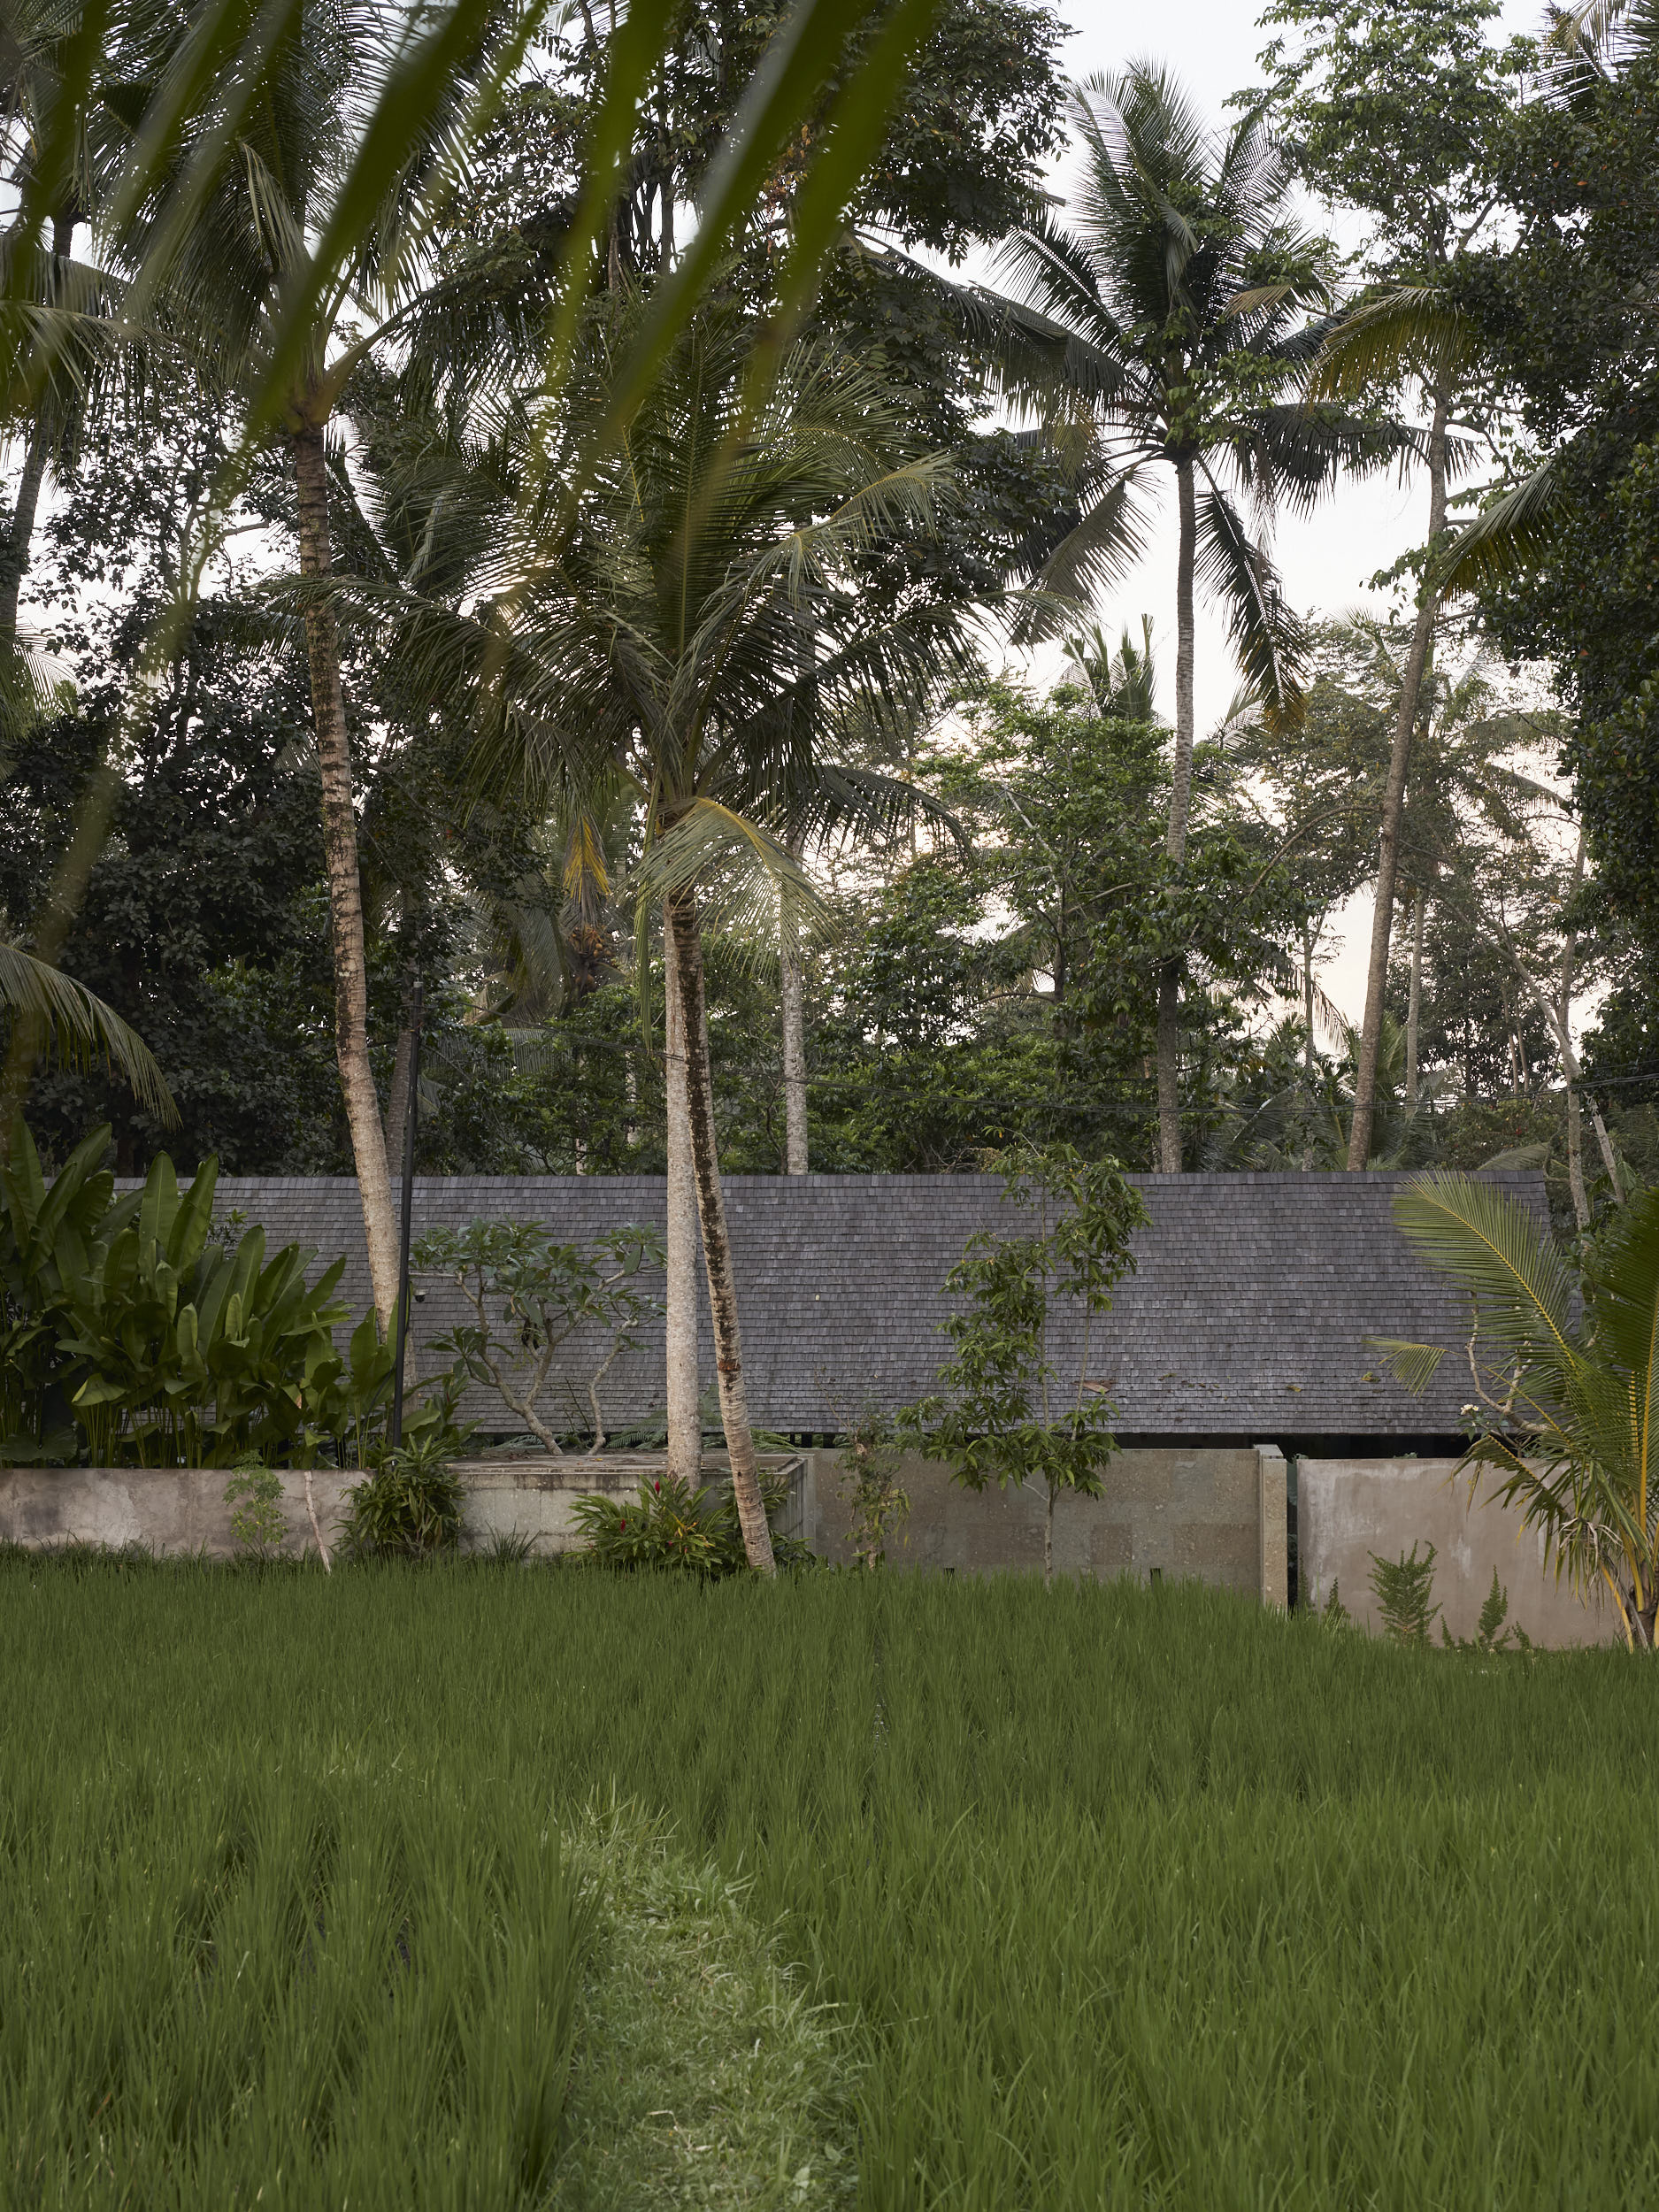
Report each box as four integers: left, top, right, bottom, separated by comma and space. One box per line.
667, 886, 775, 1572
293, 419, 400, 1324
1558, 828, 1590, 1233
0, 419, 50, 643
1348, 388, 1448, 1170
663, 902, 702, 1482
780, 889, 808, 1174
1156, 455, 1197, 1172
1405, 887, 1425, 1118
0, 211, 74, 643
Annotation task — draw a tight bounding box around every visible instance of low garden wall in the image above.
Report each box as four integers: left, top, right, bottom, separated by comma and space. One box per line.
1296, 1456, 1616, 1647
798, 1445, 1288, 1605
0, 1453, 806, 1561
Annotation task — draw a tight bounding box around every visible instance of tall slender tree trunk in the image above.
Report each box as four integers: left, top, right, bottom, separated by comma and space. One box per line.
293, 419, 400, 1325
0, 210, 74, 642
383, 1000, 417, 1172
1405, 887, 1425, 1118
1156, 456, 1198, 1173
1348, 388, 1449, 1170
780, 889, 808, 1174
1556, 828, 1590, 1232
0, 421, 50, 643
667, 887, 775, 1572
664, 902, 702, 1484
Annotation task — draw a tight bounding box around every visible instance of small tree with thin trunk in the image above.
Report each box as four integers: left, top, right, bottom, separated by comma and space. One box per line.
899, 1145, 1146, 1586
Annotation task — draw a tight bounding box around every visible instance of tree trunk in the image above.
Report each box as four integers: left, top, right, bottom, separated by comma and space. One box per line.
667, 887, 775, 1572
663, 902, 702, 1485
780, 889, 808, 1174
0, 209, 74, 642
0, 420, 51, 643
384, 1012, 416, 1173
1405, 887, 1425, 1118
1348, 388, 1449, 1171
1044, 1483, 1055, 1588
1590, 1099, 1623, 1199
1557, 828, 1589, 1233
293, 420, 400, 1325
1168, 457, 1197, 864
1156, 456, 1199, 1175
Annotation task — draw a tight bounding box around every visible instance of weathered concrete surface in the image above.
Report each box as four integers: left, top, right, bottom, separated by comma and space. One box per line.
0, 1453, 803, 1561
0, 1466, 357, 1558
802, 1445, 1286, 1601
1297, 1456, 1616, 1647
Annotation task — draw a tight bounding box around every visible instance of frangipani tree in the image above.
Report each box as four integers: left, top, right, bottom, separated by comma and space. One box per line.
981, 63, 1420, 1168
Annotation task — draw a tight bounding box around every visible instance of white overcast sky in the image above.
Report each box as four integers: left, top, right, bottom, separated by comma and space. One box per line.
992, 0, 1548, 1020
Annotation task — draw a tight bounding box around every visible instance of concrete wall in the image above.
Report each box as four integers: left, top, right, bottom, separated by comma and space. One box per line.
1297, 1456, 1616, 1647
0, 1454, 804, 1562
802, 1444, 1288, 1603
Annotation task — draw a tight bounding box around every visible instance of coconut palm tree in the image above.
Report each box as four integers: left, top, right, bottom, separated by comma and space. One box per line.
343, 298, 968, 1566
50, 0, 948, 1323
981, 64, 1421, 1170
1377, 1171, 1659, 1650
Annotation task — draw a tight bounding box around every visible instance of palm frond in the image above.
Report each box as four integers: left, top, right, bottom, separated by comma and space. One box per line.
1193, 475, 1306, 719
1435, 461, 1568, 597
0, 941, 178, 1125
1367, 1338, 1448, 1394
1308, 287, 1481, 402
1392, 1171, 1578, 1370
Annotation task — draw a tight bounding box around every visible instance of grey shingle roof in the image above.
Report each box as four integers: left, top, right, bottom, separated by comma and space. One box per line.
181, 1170, 1543, 1444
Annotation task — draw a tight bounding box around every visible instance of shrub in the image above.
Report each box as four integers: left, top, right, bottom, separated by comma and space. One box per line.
834, 1406, 910, 1568
341, 1435, 465, 1559
223, 1463, 287, 1558
572, 1470, 809, 1576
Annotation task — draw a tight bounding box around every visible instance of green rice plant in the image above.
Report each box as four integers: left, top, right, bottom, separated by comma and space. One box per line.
4, 1560, 1657, 2208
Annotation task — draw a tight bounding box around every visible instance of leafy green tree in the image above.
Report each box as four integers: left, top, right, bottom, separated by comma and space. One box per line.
987, 63, 1412, 1169
899, 1144, 1146, 1586
1456, 14, 1659, 978
1256, 0, 1532, 1165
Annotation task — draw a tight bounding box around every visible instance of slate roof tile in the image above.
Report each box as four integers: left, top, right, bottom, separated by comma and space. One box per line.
173, 1170, 1543, 1440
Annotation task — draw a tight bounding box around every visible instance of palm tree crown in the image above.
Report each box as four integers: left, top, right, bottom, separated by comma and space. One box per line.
993, 65, 1416, 830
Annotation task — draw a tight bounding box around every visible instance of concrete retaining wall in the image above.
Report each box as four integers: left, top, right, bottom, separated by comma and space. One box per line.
800, 1445, 1288, 1604
0, 1454, 804, 1562
1296, 1456, 1615, 1647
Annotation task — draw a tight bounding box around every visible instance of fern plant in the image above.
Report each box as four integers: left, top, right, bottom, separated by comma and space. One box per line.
1373, 1172, 1659, 1651
1369, 1542, 1441, 1645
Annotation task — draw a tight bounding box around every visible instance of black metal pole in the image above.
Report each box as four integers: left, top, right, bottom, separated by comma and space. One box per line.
389, 979, 423, 1450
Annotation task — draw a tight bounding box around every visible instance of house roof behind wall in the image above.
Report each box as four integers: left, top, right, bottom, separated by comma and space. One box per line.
184, 1171, 1547, 1448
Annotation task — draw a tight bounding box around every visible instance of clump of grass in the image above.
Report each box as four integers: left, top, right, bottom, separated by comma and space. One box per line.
559, 1801, 855, 2208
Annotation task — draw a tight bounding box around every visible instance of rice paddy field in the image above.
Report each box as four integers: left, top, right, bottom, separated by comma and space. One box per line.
4, 1554, 1657, 2209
